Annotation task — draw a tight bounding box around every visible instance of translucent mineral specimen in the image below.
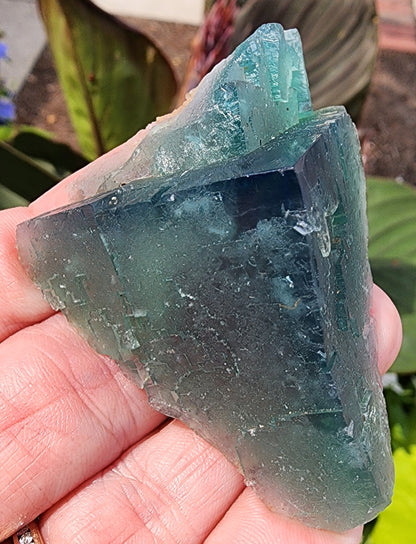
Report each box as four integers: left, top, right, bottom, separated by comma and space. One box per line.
69, 23, 311, 202
16, 24, 394, 531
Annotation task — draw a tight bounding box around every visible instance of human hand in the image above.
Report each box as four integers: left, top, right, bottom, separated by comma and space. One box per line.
0, 143, 402, 543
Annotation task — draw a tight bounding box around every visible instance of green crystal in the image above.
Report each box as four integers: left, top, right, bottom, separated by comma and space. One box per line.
17, 24, 394, 531
70, 24, 311, 201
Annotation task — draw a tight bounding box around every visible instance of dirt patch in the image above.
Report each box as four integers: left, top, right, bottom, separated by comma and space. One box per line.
14, 19, 416, 186
360, 49, 416, 185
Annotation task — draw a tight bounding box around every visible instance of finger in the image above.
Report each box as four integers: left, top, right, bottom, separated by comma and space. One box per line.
371, 284, 402, 374
204, 488, 363, 544
0, 208, 53, 342
0, 313, 165, 540
40, 421, 244, 544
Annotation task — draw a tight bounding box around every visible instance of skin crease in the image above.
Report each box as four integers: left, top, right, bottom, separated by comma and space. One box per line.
0, 138, 403, 543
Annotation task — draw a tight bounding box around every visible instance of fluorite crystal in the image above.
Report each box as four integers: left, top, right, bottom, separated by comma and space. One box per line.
17, 24, 394, 531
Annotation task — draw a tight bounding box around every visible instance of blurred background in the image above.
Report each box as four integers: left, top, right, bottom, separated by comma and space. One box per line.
1, 1, 416, 542
1, 0, 415, 184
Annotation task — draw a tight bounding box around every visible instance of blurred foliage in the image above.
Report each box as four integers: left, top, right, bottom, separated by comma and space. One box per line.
367, 177, 416, 373
0, 126, 87, 207
361, 375, 416, 543
0, 139, 58, 202
37, 0, 178, 160
0, 184, 28, 209
384, 377, 416, 452
11, 126, 88, 174
363, 178, 416, 539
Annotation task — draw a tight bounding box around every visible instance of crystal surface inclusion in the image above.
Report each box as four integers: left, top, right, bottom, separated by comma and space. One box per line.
17, 24, 394, 531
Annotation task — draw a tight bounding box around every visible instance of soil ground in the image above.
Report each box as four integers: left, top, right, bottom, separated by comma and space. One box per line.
360, 50, 416, 185
14, 19, 416, 186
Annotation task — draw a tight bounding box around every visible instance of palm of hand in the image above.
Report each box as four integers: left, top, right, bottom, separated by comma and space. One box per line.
0, 145, 402, 544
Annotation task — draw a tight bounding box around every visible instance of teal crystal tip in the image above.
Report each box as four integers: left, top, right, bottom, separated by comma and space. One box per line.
16, 24, 394, 531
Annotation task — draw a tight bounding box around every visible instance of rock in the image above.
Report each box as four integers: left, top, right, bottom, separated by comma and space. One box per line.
16, 24, 394, 531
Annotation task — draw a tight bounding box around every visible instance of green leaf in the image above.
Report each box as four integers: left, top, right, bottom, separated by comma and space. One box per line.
361, 519, 377, 543
0, 140, 59, 201
0, 124, 14, 141
368, 446, 416, 544
367, 177, 416, 373
0, 124, 52, 144
37, 0, 178, 160
11, 128, 88, 176
384, 384, 416, 451
0, 183, 29, 210
229, 0, 378, 121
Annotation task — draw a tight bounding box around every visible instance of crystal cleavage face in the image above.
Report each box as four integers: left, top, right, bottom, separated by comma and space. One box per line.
16, 24, 394, 531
